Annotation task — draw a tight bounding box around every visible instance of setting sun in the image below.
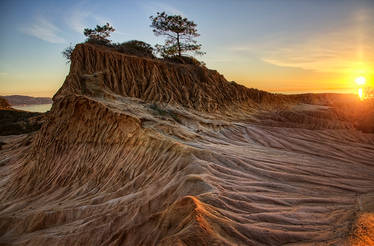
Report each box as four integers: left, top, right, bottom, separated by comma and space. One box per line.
358, 88, 364, 100
355, 76, 366, 86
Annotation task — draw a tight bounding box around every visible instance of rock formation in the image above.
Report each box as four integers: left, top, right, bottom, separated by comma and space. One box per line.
0, 43, 373, 245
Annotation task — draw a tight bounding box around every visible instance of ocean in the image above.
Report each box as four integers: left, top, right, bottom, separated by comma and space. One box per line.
13, 103, 52, 113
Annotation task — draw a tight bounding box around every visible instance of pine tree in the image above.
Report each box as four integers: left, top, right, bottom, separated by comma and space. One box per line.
83, 23, 115, 45
150, 12, 204, 57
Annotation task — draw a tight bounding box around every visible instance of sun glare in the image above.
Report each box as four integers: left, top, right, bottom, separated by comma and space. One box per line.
355, 76, 367, 100
358, 88, 364, 100
355, 76, 366, 85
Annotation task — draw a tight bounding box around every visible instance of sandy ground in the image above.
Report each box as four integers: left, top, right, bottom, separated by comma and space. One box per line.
0, 96, 373, 245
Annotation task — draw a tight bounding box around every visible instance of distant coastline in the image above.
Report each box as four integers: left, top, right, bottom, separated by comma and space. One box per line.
12, 104, 52, 113
0, 95, 52, 106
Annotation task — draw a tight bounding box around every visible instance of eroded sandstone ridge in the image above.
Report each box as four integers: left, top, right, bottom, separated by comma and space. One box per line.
1, 43, 373, 245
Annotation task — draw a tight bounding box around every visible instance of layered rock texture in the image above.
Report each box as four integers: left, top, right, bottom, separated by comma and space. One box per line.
1, 43, 373, 245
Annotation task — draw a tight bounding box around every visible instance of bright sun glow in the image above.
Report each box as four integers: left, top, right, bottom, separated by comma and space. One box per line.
355, 76, 366, 85
358, 88, 364, 100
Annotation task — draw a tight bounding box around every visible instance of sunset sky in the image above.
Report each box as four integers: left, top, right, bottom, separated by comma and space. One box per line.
0, 0, 373, 97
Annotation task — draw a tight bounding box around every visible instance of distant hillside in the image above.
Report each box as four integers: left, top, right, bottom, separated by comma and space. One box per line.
0, 97, 11, 109
0, 97, 45, 136
0, 109, 45, 136
1, 95, 52, 106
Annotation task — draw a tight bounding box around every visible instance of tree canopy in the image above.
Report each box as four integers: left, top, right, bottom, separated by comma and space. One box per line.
150, 12, 204, 57
62, 44, 74, 63
83, 23, 115, 45
112, 40, 154, 58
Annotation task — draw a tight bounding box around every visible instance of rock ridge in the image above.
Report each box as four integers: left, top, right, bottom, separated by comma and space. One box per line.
56, 43, 280, 112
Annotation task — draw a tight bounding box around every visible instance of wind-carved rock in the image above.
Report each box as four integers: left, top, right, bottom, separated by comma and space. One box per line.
58, 44, 281, 111
0, 43, 373, 246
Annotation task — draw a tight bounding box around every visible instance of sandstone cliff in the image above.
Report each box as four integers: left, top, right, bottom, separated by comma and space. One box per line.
56, 44, 289, 112
0, 43, 373, 245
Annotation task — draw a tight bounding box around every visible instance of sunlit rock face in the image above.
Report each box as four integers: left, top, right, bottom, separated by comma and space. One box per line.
0, 43, 373, 246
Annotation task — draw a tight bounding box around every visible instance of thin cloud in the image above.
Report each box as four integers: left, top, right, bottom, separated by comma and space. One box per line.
0, 72, 8, 76
231, 28, 373, 73
67, 10, 91, 33
231, 9, 374, 74
66, 6, 112, 34
141, 2, 184, 16
261, 30, 374, 73
65, 5, 132, 41
22, 16, 65, 43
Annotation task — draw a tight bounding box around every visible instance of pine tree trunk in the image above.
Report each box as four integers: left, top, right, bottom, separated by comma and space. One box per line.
177, 34, 181, 57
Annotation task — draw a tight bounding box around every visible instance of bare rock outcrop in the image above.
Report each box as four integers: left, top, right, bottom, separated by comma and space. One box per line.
57, 44, 290, 111
0, 43, 373, 245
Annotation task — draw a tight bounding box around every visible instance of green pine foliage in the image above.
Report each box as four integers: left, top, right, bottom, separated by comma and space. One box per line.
150, 12, 205, 57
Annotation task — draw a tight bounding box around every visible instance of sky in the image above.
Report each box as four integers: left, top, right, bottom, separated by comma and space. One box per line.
0, 0, 373, 97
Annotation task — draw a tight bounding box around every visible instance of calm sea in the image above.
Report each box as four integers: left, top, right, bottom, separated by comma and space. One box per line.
13, 104, 52, 113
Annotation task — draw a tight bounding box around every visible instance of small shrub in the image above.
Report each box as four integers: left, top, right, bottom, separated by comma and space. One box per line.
113, 40, 155, 58
62, 44, 74, 63
149, 103, 180, 122
86, 38, 112, 46
150, 103, 168, 116
164, 55, 205, 66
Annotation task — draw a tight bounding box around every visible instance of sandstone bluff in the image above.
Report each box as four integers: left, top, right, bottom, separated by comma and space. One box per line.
0, 43, 373, 245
